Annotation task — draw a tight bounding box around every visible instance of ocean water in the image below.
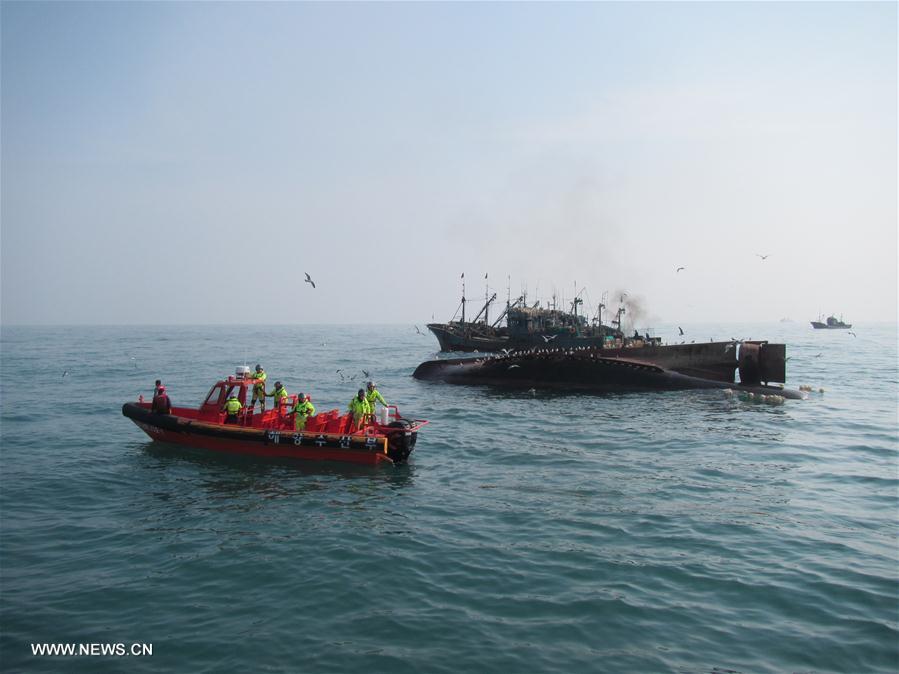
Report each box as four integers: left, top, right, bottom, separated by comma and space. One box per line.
0, 323, 896, 674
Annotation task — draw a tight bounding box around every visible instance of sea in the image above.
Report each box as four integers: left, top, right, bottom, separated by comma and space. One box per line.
0, 323, 896, 674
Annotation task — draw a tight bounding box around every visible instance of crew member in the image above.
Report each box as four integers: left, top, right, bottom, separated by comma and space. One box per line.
154, 379, 164, 397
222, 393, 242, 424
348, 388, 371, 430
266, 381, 289, 409
250, 364, 267, 410
365, 381, 388, 415
151, 385, 172, 414
292, 393, 315, 431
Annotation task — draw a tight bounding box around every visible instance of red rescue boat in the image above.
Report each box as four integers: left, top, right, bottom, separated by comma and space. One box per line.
122, 367, 428, 466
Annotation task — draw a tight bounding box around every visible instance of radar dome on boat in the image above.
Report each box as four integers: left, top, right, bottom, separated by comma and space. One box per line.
236, 365, 251, 379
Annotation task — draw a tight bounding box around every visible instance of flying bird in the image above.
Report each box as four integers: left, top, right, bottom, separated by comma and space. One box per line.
756, 254, 770, 260
678, 326, 684, 336
361, 369, 371, 378
676, 267, 685, 273
304, 272, 316, 288
500, 348, 512, 356
848, 331, 857, 337
542, 334, 558, 343
414, 325, 423, 335
62, 370, 69, 378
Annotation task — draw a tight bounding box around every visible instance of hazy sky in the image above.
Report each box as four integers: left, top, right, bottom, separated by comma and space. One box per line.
2, 1, 895, 326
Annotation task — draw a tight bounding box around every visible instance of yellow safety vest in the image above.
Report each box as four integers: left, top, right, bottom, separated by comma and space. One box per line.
293, 400, 315, 417
348, 397, 371, 416
224, 398, 242, 414
366, 388, 387, 408
253, 371, 267, 391
268, 387, 288, 401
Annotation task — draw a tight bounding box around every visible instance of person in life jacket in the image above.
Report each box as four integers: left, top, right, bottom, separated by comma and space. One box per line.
250, 364, 267, 410
365, 381, 387, 414
348, 388, 371, 430
154, 379, 164, 397
222, 393, 242, 424
266, 381, 289, 409
151, 385, 172, 414
292, 393, 315, 431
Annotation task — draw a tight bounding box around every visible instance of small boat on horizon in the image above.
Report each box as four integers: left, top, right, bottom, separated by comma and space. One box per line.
123, 367, 428, 466
810, 314, 851, 330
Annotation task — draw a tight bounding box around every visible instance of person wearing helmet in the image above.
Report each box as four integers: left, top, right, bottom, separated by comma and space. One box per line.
265, 381, 289, 409
347, 388, 371, 430
292, 393, 315, 431
154, 379, 164, 397
365, 381, 388, 414
222, 393, 243, 424
249, 364, 267, 411
151, 384, 171, 415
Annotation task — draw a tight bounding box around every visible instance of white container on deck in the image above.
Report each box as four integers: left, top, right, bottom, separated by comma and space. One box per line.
235, 365, 251, 379
380, 407, 389, 425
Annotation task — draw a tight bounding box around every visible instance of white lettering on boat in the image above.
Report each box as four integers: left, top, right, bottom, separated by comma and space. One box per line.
267, 430, 281, 444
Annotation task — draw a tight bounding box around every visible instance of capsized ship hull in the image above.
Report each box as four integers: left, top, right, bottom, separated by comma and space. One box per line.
412, 341, 801, 398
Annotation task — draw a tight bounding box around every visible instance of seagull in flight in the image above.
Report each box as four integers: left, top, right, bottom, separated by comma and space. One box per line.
676, 266, 685, 273
62, 370, 69, 378
304, 272, 316, 288
756, 254, 770, 260
361, 369, 371, 378
848, 331, 857, 337
414, 325, 423, 335
542, 334, 558, 343
678, 326, 684, 336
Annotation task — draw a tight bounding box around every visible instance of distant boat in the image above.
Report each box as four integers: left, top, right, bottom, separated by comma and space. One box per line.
779, 317, 794, 323
810, 314, 851, 330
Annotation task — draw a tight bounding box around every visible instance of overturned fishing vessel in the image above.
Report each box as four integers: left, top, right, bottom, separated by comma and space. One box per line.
413, 340, 803, 399
123, 367, 428, 465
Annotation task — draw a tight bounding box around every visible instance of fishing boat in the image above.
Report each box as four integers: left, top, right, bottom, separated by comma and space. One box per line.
122, 367, 428, 465
810, 314, 851, 330
427, 278, 628, 352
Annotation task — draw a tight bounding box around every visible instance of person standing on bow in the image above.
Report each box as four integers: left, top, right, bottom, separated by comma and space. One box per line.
365, 381, 388, 419
151, 385, 172, 415
292, 393, 315, 431
348, 388, 371, 430
222, 393, 242, 424
266, 381, 289, 410
249, 364, 267, 411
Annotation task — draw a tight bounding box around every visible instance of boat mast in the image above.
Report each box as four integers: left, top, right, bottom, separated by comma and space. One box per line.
484, 273, 489, 325
461, 273, 466, 325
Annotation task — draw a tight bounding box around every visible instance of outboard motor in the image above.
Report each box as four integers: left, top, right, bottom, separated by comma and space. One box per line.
387, 420, 414, 463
